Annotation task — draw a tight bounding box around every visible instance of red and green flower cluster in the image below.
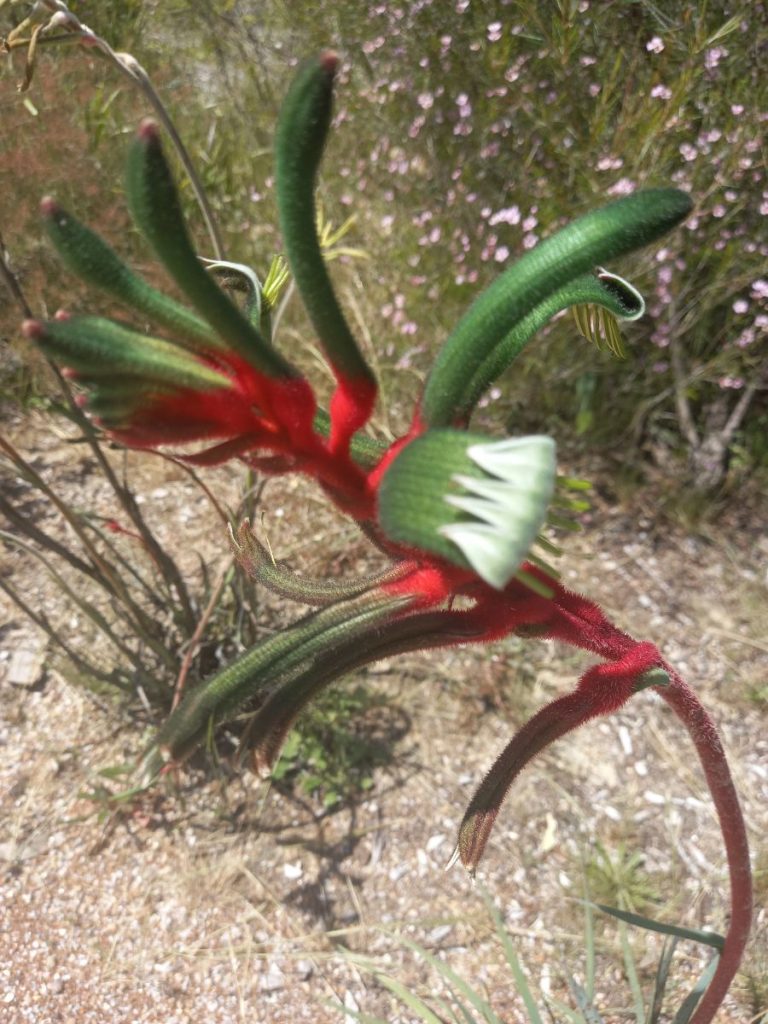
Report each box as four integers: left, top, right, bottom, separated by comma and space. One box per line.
25, 54, 749, 1024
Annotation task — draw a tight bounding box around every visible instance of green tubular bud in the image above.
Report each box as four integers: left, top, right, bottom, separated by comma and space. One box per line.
25, 316, 232, 392
311, 407, 386, 467
125, 121, 297, 378
634, 667, 670, 692
251, 607, 485, 777
231, 518, 409, 604
377, 430, 556, 590
456, 270, 644, 422
421, 189, 692, 426
275, 53, 376, 387
41, 198, 219, 352
137, 590, 411, 781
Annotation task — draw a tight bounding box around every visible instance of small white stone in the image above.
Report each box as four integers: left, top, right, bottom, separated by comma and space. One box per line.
618, 725, 633, 756
644, 790, 666, 805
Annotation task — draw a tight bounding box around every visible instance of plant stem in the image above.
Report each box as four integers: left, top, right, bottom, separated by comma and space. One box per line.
660, 668, 752, 1024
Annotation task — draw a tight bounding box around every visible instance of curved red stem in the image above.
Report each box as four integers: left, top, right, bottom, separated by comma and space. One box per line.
659, 666, 752, 1024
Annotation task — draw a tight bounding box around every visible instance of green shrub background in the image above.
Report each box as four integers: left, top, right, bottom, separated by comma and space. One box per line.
1, 0, 766, 484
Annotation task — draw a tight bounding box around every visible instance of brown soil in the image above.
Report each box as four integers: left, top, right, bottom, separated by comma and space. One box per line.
1, 411, 766, 1024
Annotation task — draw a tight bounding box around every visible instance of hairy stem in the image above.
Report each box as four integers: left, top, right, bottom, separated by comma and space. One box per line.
660, 668, 752, 1024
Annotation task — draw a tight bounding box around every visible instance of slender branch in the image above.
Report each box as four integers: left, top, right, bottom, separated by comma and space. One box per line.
51, 367, 198, 633
171, 558, 232, 711
7, 2, 224, 258
721, 378, 759, 447
0, 229, 33, 317
668, 330, 700, 448
0, 574, 119, 686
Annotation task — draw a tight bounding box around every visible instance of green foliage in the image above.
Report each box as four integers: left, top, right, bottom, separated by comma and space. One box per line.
270, 684, 396, 808
333, 886, 724, 1024
4, 1, 765, 487
585, 841, 662, 915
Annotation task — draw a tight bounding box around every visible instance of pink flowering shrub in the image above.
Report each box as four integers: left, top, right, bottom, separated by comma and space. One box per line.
234, 1, 765, 487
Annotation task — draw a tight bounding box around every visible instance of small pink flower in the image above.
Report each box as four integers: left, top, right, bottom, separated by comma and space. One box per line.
607, 178, 636, 196
489, 206, 521, 226
705, 46, 727, 70
646, 36, 665, 53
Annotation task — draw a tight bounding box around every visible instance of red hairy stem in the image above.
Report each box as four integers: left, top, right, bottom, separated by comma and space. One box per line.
659, 667, 752, 1024
458, 642, 660, 872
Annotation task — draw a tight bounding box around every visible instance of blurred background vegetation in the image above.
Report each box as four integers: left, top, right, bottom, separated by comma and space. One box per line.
1, 0, 766, 495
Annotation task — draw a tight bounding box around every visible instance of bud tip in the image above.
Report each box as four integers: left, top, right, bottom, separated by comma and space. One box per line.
319, 50, 339, 76
40, 195, 60, 217
21, 319, 43, 340
137, 118, 159, 143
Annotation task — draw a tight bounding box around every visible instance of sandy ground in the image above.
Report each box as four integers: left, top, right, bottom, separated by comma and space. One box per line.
1, 411, 766, 1023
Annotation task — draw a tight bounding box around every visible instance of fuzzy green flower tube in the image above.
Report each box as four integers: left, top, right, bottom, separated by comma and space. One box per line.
138, 591, 411, 782
126, 121, 297, 379
377, 429, 556, 590
41, 198, 219, 353
274, 53, 377, 392
421, 189, 692, 426
457, 270, 644, 422
23, 315, 231, 391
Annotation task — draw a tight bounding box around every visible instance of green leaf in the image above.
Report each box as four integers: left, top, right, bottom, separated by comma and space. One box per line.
619, 921, 646, 1024
673, 955, 720, 1024
648, 937, 678, 1024
593, 904, 725, 951
397, 936, 504, 1024
377, 430, 556, 590
372, 972, 447, 1023
481, 889, 545, 1024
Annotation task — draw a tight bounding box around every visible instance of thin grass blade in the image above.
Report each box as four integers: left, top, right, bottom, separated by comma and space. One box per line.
397, 936, 502, 1024
619, 921, 646, 1024
648, 936, 678, 1024
481, 890, 544, 1024
672, 955, 720, 1024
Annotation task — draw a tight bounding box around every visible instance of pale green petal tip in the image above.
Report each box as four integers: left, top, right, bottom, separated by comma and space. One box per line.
202, 258, 262, 293
439, 435, 556, 590
596, 267, 646, 322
